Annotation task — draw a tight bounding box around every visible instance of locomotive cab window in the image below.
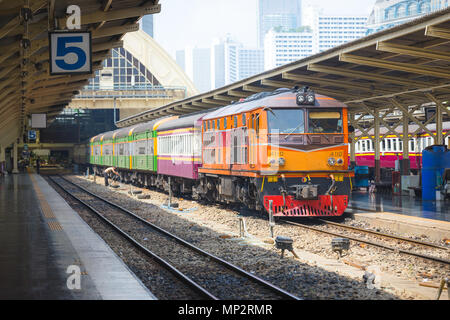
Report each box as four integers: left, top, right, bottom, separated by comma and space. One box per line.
267, 109, 304, 134
308, 110, 342, 133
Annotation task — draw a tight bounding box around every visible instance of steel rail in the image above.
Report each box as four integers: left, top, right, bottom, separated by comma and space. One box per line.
55, 175, 301, 300
283, 220, 450, 265
317, 218, 449, 251
48, 176, 218, 300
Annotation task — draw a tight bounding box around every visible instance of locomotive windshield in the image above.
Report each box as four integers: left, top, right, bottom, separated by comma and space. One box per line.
308, 110, 343, 133
267, 109, 304, 134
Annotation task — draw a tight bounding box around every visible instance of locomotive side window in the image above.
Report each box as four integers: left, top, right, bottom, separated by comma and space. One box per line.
224, 117, 227, 129
242, 113, 246, 126
267, 109, 304, 134
308, 110, 342, 133
234, 116, 238, 128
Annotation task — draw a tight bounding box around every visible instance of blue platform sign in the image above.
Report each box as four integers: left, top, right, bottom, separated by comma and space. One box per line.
49, 31, 92, 75
28, 130, 36, 140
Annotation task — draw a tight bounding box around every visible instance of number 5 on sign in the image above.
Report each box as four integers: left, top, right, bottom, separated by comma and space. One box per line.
49, 31, 92, 75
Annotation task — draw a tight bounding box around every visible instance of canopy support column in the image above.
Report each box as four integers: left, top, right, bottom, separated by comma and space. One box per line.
349, 112, 356, 168
374, 108, 380, 183
12, 141, 19, 174
402, 110, 410, 175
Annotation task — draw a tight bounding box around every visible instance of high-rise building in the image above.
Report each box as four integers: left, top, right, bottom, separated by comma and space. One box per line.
237, 48, 265, 81
140, 15, 153, 37
258, 0, 302, 48
315, 16, 367, 53
366, 0, 449, 35
176, 47, 211, 93
264, 29, 314, 70
210, 37, 264, 88
264, 10, 367, 70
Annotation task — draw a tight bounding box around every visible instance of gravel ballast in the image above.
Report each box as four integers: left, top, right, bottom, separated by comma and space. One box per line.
64, 175, 419, 300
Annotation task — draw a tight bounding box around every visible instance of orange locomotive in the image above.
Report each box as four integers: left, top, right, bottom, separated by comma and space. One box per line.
197, 87, 353, 217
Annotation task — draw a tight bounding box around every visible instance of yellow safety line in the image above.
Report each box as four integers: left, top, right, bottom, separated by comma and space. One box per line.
28, 171, 63, 231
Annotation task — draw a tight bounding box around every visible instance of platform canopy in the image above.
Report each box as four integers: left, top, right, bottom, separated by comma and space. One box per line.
117, 7, 450, 129
0, 0, 160, 149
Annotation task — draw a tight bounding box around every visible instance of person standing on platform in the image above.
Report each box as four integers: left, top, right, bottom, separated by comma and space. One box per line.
36, 157, 40, 175
103, 167, 119, 186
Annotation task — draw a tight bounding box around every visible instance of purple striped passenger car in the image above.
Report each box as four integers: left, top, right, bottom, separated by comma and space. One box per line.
156, 112, 209, 180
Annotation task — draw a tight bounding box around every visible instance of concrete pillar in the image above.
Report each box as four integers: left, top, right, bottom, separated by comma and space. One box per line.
0, 145, 5, 162
0, 144, 5, 175
401, 111, 410, 175
12, 142, 19, 174
374, 108, 381, 183
435, 104, 443, 145
349, 112, 356, 168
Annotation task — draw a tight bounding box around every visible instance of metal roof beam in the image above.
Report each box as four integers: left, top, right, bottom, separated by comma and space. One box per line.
213, 94, 234, 102
243, 85, 269, 93
176, 105, 204, 112
192, 101, 215, 108
425, 26, 450, 40
227, 90, 249, 98
58, 5, 162, 29
91, 23, 139, 39
261, 79, 295, 88
201, 98, 226, 105
376, 41, 450, 62
0, 0, 47, 40
282, 72, 393, 94
308, 64, 431, 88
339, 53, 450, 79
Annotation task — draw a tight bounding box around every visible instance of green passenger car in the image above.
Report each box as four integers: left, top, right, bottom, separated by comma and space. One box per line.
131, 120, 157, 172
91, 135, 102, 165
113, 127, 129, 170
101, 130, 116, 167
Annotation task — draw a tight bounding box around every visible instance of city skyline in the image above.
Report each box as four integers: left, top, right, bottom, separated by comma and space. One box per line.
154, 0, 376, 59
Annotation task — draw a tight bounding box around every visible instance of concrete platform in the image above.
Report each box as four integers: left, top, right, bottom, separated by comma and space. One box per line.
0, 173, 156, 300
349, 191, 450, 222
351, 211, 450, 243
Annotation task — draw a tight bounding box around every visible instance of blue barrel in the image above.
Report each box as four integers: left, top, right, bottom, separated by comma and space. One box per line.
354, 166, 369, 188
422, 145, 449, 200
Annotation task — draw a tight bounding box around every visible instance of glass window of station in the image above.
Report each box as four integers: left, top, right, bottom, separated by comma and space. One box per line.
86, 48, 160, 90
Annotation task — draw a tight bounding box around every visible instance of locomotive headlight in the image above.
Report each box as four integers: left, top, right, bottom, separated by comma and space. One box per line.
306, 94, 315, 104
336, 158, 344, 166
296, 94, 306, 105
278, 157, 286, 166
327, 157, 336, 166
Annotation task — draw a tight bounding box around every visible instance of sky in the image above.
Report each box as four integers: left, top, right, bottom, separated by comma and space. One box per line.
154, 0, 377, 59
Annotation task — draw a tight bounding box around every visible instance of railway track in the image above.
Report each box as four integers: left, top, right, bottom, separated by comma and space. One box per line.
49, 175, 300, 300
283, 219, 450, 266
